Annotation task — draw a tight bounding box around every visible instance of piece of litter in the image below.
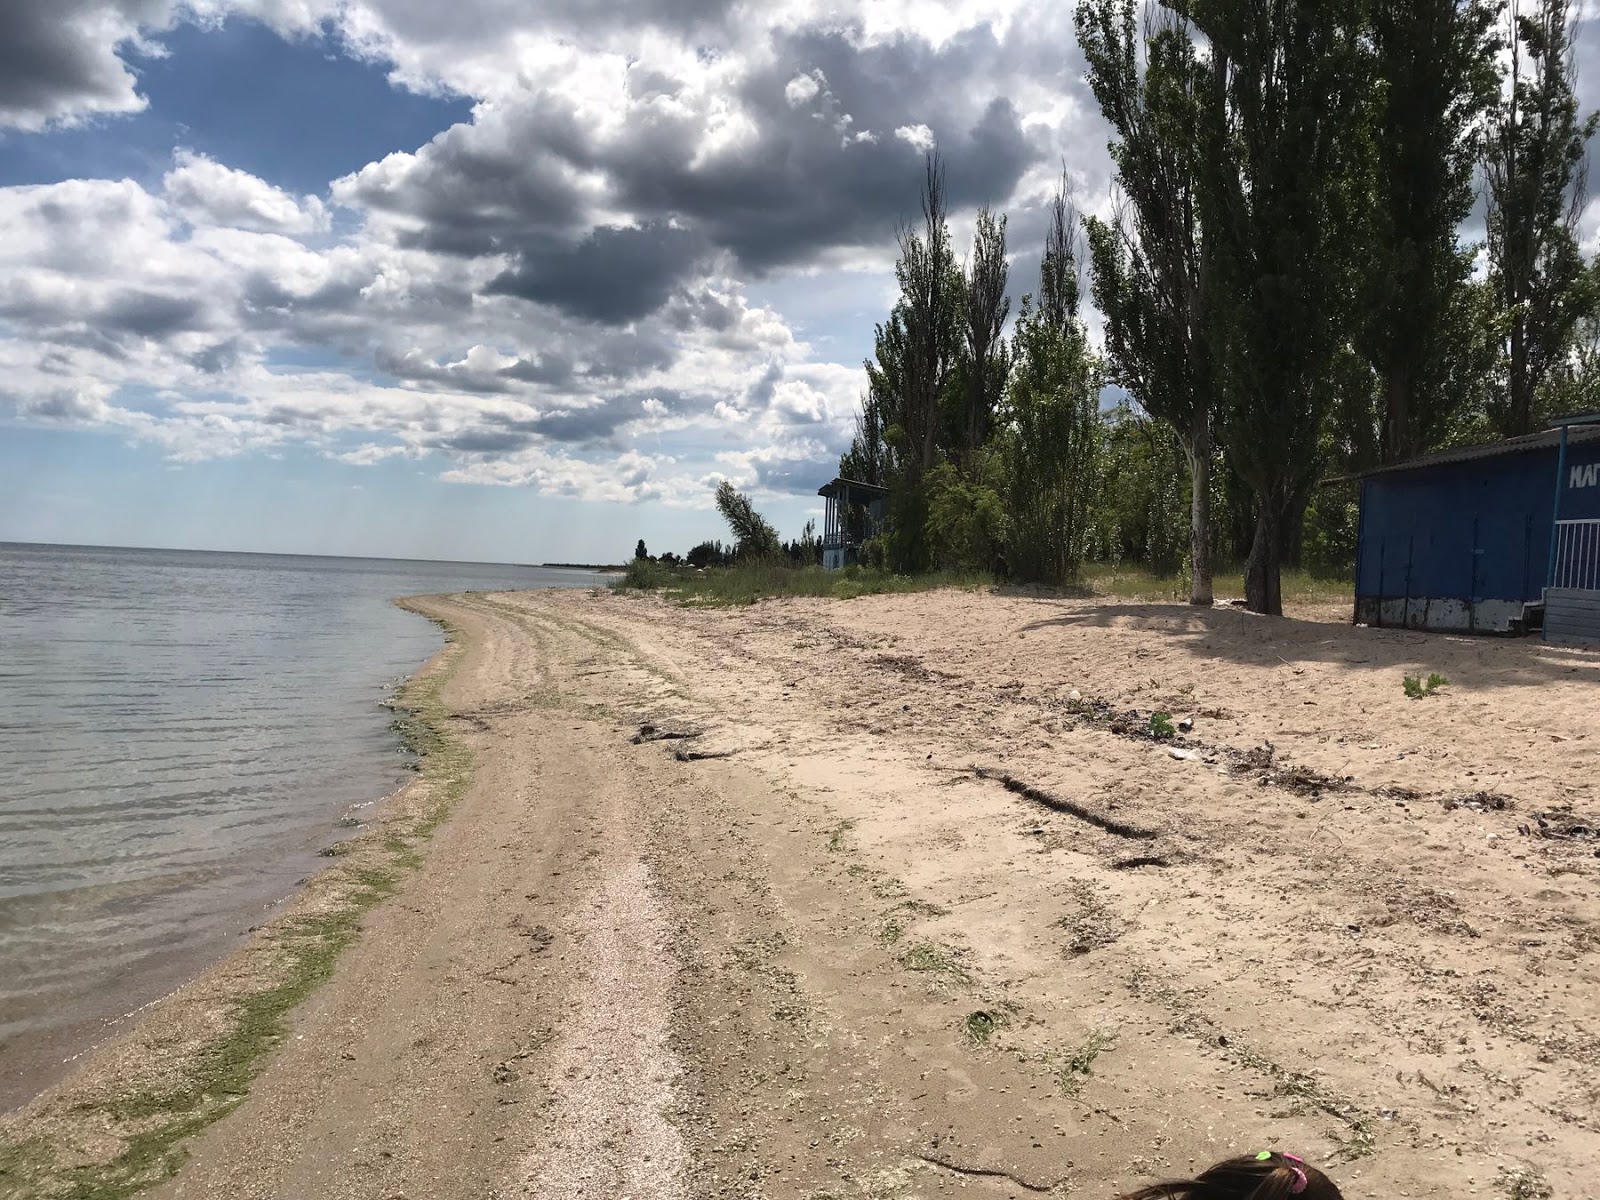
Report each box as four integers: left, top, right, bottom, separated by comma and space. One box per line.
1168, 747, 1199, 761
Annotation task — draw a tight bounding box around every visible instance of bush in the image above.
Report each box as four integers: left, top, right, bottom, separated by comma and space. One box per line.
1301, 481, 1359, 579
925, 459, 1006, 574
615, 558, 675, 590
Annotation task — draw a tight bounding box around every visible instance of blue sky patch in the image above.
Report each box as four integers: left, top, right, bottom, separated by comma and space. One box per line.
0, 18, 471, 194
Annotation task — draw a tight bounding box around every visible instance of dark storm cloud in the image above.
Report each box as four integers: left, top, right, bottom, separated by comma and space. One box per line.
18, 390, 107, 421
485, 222, 714, 324
39, 329, 135, 363
0, 0, 163, 128
437, 427, 536, 453
745, 359, 782, 409
528, 389, 675, 443
353, 115, 597, 258
338, 15, 1083, 329
376, 346, 511, 392
499, 349, 575, 386
190, 337, 247, 374
752, 452, 839, 495
100, 290, 206, 336
665, 26, 1042, 269
350, 0, 735, 63
588, 25, 1044, 272
424, 388, 680, 454
579, 331, 677, 379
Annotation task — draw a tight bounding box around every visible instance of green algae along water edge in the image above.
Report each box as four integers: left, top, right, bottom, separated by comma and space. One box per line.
0, 543, 606, 1111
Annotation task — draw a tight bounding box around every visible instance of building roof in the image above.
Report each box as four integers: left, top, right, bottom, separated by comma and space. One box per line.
1355, 423, 1600, 480
817, 476, 890, 498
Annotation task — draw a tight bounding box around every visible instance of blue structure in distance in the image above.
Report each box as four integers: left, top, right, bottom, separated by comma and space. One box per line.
1354, 416, 1600, 637
817, 478, 888, 571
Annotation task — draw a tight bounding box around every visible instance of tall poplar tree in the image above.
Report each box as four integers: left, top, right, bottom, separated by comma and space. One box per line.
1078, 0, 1217, 604
957, 207, 1012, 457
1181, 0, 1371, 615
1361, 0, 1502, 463
1484, 0, 1599, 437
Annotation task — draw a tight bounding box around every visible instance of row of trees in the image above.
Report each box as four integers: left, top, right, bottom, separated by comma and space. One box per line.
842, 0, 1600, 613
632, 482, 825, 568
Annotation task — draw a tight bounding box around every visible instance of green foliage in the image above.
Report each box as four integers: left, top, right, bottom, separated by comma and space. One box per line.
1078, 0, 1215, 600
1078, 561, 1352, 606
847, 155, 1011, 575
1300, 481, 1361, 579
616, 558, 675, 590
956, 206, 1012, 454
1485, 0, 1600, 438
633, 538, 649, 561
832, 10, 1599, 598
1357, 0, 1502, 464
686, 539, 732, 569
998, 180, 1102, 586
1091, 406, 1188, 574
714, 480, 782, 561
1539, 258, 1600, 417
886, 481, 933, 574
1149, 712, 1176, 739
925, 457, 1006, 574
1402, 672, 1449, 699
1189, 0, 1372, 615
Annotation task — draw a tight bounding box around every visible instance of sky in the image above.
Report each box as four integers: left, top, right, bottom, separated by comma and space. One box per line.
2, 2, 1597, 564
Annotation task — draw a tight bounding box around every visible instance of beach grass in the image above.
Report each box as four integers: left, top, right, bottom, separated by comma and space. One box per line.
1075, 562, 1353, 606
615, 557, 1351, 609
614, 559, 989, 605
0, 608, 473, 1200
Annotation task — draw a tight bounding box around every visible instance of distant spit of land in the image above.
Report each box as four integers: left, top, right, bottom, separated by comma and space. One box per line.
539, 562, 624, 572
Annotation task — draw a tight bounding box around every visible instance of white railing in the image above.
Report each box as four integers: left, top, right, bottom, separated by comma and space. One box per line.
1552, 519, 1600, 590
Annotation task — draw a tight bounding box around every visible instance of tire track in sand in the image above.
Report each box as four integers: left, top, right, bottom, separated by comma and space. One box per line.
510, 857, 689, 1200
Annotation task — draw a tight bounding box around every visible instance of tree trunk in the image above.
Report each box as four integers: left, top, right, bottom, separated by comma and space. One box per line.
1509, 320, 1530, 438
1186, 409, 1213, 606
1244, 497, 1285, 616
1382, 369, 1409, 463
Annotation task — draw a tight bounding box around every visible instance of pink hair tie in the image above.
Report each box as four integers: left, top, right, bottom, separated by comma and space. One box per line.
1256, 1151, 1308, 1195
1281, 1153, 1308, 1194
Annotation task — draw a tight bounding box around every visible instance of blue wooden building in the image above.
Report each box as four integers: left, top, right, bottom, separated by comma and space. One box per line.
1354, 414, 1600, 643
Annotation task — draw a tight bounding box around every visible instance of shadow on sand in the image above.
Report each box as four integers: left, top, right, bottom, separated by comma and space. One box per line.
1012, 599, 1600, 691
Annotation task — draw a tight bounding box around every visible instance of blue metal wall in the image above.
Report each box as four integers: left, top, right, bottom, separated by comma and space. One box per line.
1354, 441, 1600, 631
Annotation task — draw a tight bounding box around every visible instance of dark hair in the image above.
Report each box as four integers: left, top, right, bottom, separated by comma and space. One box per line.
1117, 1153, 1345, 1200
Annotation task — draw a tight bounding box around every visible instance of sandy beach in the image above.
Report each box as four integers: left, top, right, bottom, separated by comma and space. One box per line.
4, 586, 1598, 1200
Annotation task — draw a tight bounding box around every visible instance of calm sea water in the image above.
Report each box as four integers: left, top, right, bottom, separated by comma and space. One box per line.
0, 543, 608, 1108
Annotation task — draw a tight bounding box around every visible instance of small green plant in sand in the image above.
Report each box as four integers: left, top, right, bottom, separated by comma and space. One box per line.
1148, 712, 1176, 739
899, 942, 963, 975
827, 819, 854, 851
964, 1009, 1008, 1045
1497, 1165, 1553, 1200
877, 917, 905, 945
1056, 1030, 1116, 1096
1402, 672, 1449, 699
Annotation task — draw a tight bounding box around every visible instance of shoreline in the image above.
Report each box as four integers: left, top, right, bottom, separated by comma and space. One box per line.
0, 598, 473, 1197
3, 586, 1595, 1199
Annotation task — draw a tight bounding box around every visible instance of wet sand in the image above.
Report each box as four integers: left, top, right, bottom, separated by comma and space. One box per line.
4, 587, 1597, 1199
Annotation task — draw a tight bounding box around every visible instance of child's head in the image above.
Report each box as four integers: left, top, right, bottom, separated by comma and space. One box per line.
1117, 1151, 1344, 1200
